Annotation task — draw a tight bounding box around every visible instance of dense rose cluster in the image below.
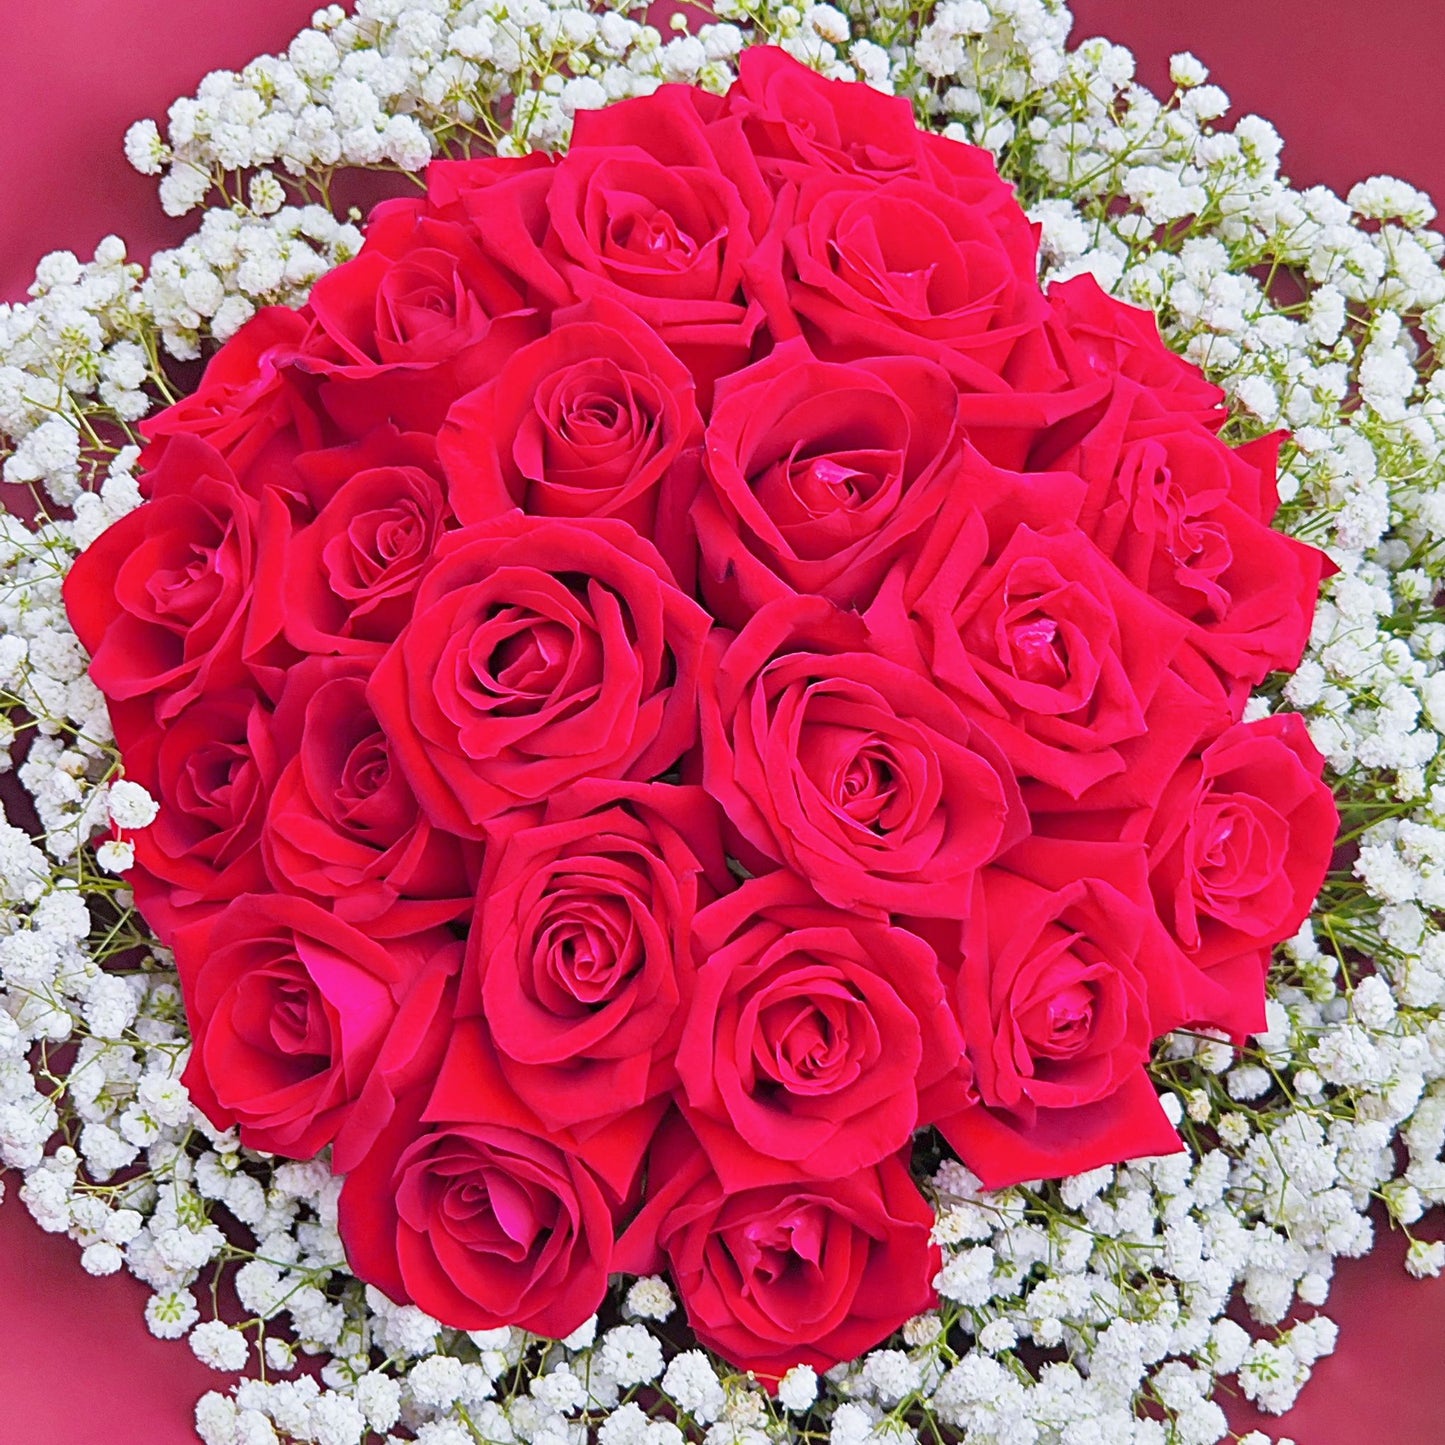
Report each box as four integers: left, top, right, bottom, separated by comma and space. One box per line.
64, 49, 1336, 1380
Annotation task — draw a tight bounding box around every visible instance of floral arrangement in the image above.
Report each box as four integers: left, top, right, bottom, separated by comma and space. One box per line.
3, 3, 1445, 1445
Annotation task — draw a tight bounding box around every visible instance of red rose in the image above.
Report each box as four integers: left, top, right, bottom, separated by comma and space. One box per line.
720, 44, 964, 189
1047, 273, 1228, 428
461, 780, 731, 1133
262, 656, 480, 935
438, 295, 702, 578
65, 435, 268, 724
370, 514, 709, 837
678, 869, 967, 1183
1038, 382, 1329, 691
254, 428, 453, 660
1132, 714, 1336, 1036
139, 307, 331, 496
175, 893, 461, 1167
753, 168, 1051, 390
701, 596, 1026, 915
118, 684, 275, 947
301, 193, 539, 435
340, 1017, 646, 1336
618, 1117, 939, 1383
341, 1112, 615, 1338
869, 487, 1231, 807
932, 838, 1185, 1189
694, 340, 967, 625
446, 91, 771, 389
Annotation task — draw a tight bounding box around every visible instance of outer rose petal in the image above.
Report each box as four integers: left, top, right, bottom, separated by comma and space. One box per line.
939, 1070, 1183, 1191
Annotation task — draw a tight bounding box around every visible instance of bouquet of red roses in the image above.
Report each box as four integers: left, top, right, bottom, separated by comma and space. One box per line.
63, 47, 1336, 1382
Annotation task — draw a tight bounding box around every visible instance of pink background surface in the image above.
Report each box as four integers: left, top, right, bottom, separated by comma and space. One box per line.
2, 2, 1444, 1440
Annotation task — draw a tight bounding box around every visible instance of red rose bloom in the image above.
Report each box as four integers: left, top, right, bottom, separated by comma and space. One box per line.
757, 167, 1051, 389
139, 307, 330, 496
445, 90, 771, 388
175, 893, 461, 1167
1040, 382, 1328, 691
63, 435, 266, 725
120, 684, 275, 946
340, 1016, 647, 1337
722, 43, 936, 185
695, 340, 966, 625
1134, 714, 1337, 1037
262, 656, 480, 935
869, 483, 1231, 807
339, 1107, 615, 1339
262, 427, 453, 660
462, 780, 731, 1133
369, 515, 709, 837
618, 1117, 939, 1384
933, 838, 1186, 1189
438, 295, 702, 578
301, 193, 539, 435
1047, 273, 1228, 428
679, 869, 967, 1183
700, 596, 1027, 916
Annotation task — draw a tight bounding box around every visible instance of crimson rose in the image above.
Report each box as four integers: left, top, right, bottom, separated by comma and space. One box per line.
1134, 714, 1337, 1037
461, 780, 730, 1133
618, 1117, 939, 1383
933, 838, 1189, 1189
679, 869, 967, 1182
175, 893, 461, 1168
700, 596, 1027, 916
262, 656, 480, 935
370, 514, 708, 837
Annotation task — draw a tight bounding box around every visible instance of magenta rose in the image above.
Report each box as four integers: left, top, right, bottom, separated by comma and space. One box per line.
618, 1116, 939, 1384
461, 780, 731, 1133
175, 893, 461, 1167
369, 514, 709, 837
678, 869, 967, 1183
701, 596, 1027, 916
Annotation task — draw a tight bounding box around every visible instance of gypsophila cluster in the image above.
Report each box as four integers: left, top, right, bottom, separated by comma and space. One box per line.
5, 2, 1445, 1442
